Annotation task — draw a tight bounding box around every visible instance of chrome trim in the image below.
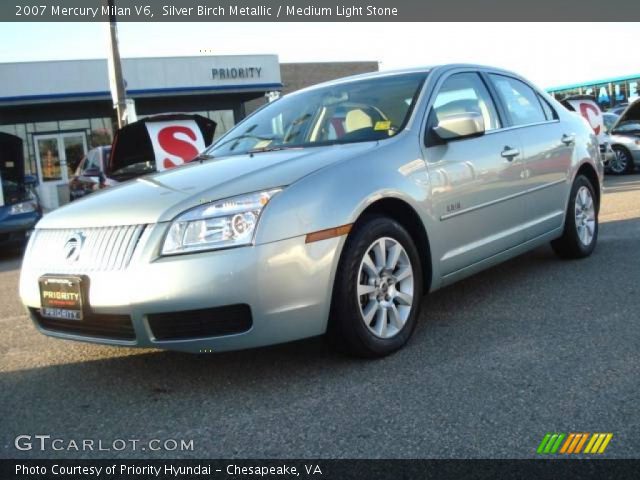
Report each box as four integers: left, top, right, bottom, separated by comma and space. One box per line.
27, 225, 146, 273
440, 178, 566, 220
484, 119, 560, 135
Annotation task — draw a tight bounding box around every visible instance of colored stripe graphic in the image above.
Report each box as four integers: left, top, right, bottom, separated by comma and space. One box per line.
539, 433, 613, 455
574, 433, 589, 453
537, 434, 552, 454
537, 433, 565, 454
560, 434, 575, 454
584, 433, 614, 454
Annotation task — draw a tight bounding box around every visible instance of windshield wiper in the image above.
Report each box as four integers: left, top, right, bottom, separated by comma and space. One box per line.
210, 133, 277, 152
247, 146, 294, 154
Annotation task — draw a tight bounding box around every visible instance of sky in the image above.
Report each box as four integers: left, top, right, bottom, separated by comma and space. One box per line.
0, 22, 637, 89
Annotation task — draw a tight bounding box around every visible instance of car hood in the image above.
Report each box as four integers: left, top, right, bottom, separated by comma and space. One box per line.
38, 142, 377, 229
611, 99, 640, 134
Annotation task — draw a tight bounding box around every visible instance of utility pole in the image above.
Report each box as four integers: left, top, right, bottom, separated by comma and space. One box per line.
106, 0, 127, 128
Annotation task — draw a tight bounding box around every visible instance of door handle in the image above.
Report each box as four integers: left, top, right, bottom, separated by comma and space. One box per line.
561, 133, 575, 145
501, 146, 520, 161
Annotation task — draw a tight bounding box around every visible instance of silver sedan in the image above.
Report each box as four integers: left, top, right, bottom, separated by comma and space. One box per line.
20, 64, 603, 357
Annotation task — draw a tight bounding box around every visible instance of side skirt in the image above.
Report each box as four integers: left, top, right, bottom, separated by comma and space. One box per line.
439, 227, 564, 288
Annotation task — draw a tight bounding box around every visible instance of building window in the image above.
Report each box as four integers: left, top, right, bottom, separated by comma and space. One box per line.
0, 117, 113, 177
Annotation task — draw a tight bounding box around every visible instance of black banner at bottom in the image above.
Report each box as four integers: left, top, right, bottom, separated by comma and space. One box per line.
2, 459, 640, 480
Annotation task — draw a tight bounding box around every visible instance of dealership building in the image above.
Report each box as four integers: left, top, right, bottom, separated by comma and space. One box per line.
0, 55, 377, 208
547, 73, 639, 110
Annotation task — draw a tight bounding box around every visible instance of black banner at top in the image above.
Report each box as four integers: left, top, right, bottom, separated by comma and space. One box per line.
2, 0, 640, 21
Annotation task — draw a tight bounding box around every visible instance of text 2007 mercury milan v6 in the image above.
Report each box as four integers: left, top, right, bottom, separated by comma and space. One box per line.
20, 65, 603, 357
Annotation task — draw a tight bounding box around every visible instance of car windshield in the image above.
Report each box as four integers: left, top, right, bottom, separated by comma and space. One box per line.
205, 72, 428, 157
613, 120, 640, 133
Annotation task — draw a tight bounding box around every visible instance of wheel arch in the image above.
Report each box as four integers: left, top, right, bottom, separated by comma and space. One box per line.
349, 197, 433, 293
574, 161, 601, 210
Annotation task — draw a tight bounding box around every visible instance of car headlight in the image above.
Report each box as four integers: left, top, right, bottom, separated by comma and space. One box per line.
161, 188, 282, 255
9, 201, 37, 215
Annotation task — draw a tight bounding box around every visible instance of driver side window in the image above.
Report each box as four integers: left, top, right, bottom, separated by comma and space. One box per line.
426, 72, 501, 146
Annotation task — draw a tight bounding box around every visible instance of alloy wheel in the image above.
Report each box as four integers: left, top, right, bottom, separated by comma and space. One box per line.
574, 186, 596, 246
357, 237, 414, 339
609, 148, 629, 174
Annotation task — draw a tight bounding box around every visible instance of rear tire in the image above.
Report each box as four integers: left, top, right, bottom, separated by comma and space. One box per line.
328, 215, 423, 358
551, 175, 598, 259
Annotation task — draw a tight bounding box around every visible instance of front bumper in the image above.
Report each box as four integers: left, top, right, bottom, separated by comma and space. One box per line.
19, 225, 344, 353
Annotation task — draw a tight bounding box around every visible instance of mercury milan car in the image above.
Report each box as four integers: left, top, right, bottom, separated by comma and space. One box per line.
19, 65, 603, 357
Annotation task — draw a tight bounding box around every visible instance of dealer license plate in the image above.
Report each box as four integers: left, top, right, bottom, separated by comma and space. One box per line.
39, 275, 84, 321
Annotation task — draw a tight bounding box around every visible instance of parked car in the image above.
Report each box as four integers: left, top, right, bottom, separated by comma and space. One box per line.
607, 99, 640, 174
69, 146, 112, 201
1, 133, 42, 249
69, 114, 217, 200
20, 65, 602, 357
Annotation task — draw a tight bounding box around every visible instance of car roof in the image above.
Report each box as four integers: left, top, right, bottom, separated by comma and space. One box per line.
291, 64, 523, 95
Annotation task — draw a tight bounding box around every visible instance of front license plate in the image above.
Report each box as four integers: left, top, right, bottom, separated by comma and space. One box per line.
39, 276, 84, 321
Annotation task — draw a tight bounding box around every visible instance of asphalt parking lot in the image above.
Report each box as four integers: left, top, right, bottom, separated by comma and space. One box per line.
1, 175, 639, 460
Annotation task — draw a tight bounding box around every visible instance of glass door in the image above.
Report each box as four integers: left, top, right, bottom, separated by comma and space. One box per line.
35, 135, 62, 183
61, 133, 88, 180
34, 132, 88, 210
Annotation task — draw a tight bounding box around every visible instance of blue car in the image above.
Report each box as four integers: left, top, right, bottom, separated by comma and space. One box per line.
1, 133, 42, 250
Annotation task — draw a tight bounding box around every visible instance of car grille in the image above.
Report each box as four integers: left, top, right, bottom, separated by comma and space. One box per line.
148, 304, 253, 341
27, 225, 146, 273
31, 308, 135, 340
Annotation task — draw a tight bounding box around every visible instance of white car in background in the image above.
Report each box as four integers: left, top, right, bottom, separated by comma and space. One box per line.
608, 100, 640, 175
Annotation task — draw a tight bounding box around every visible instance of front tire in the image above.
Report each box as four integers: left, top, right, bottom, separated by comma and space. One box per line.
551, 175, 598, 259
328, 215, 423, 358
609, 145, 634, 175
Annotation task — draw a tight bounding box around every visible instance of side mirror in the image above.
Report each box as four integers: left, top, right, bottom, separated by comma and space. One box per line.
433, 112, 485, 141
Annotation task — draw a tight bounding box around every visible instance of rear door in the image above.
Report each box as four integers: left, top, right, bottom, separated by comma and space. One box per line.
423, 71, 528, 276
488, 74, 572, 240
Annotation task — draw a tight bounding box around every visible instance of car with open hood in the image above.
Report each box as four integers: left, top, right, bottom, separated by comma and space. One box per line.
69, 114, 216, 200
19, 65, 602, 357
0, 132, 42, 249
608, 99, 640, 174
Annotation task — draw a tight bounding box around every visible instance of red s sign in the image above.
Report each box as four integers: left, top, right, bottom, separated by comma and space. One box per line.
145, 120, 206, 171
158, 126, 200, 169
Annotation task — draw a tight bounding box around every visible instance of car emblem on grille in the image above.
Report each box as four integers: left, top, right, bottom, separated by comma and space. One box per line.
63, 233, 85, 263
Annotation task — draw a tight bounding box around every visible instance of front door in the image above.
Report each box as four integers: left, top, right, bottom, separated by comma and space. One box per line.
34, 132, 87, 210
423, 71, 529, 277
